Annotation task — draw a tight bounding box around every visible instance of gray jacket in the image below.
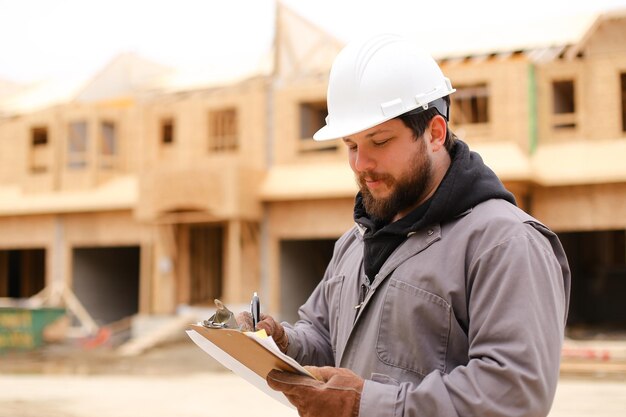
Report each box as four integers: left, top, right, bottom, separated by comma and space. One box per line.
284, 199, 571, 417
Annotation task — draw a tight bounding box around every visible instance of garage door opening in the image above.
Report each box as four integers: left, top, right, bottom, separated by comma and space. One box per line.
560, 230, 626, 332
72, 246, 140, 325
279, 239, 335, 323
0, 249, 46, 298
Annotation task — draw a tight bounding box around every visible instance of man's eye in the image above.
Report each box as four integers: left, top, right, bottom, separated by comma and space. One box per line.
373, 139, 389, 147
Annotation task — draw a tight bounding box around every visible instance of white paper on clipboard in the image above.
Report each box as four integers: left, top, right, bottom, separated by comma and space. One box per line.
186, 325, 313, 409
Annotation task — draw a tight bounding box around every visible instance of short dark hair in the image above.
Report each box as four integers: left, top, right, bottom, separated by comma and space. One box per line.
396, 95, 457, 153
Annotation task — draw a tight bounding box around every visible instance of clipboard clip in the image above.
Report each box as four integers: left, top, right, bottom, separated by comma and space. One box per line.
201, 299, 239, 329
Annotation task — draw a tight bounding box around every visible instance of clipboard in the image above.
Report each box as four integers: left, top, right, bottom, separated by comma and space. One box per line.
188, 324, 313, 379
187, 323, 314, 409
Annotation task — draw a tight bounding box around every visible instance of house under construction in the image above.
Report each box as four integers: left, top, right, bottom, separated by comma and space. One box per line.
0, 4, 625, 338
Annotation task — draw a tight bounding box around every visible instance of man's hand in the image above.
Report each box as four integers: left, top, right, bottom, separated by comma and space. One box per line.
267, 366, 364, 417
235, 311, 289, 353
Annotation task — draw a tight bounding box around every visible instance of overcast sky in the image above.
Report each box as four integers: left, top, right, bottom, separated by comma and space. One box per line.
1, 0, 626, 84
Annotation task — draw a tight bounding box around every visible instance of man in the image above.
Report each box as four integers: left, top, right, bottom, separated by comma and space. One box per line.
238, 34, 570, 417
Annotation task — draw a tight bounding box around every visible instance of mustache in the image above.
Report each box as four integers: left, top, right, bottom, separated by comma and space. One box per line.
358, 172, 392, 185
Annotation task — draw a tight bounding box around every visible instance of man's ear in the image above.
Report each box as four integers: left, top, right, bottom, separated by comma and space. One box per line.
427, 115, 447, 152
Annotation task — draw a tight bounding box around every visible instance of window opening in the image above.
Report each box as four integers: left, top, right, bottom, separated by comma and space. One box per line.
208, 109, 238, 151
68, 121, 88, 169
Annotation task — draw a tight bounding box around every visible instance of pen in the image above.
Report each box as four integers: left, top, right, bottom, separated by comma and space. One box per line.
251, 292, 260, 331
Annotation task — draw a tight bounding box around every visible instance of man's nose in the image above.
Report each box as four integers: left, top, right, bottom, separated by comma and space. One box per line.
353, 147, 375, 173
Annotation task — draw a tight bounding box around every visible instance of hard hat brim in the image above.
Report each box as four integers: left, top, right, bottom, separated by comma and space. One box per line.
313, 114, 399, 142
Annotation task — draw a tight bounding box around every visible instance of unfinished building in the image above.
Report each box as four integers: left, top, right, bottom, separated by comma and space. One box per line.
0, 4, 625, 338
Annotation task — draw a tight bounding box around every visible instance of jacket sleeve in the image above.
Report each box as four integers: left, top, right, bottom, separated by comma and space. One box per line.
360, 228, 570, 417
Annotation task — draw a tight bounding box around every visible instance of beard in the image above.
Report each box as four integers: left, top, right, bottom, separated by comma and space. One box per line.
359, 143, 433, 224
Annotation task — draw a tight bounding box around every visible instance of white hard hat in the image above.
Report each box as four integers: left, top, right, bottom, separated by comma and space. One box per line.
313, 33, 455, 141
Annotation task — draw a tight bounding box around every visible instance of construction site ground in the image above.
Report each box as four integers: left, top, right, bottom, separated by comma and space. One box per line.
1, 332, 626, 417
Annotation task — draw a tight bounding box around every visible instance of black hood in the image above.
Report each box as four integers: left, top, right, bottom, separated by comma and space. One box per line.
354, 139, 517, 281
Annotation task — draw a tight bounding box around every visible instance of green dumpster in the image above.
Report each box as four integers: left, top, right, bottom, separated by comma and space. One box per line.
0, 307, 66, 351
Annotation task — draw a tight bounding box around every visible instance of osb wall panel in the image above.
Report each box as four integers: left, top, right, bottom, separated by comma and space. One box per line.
143, 79, 267, 172
272, 79, 347, 165
19, 108, 64, 193
0, 118, 21, 184
184, 80, 268, 163
92, 104, 143, 176
535, 55, 626, 144
64, 210, 147, 247
534, 60, 585, 144
5, 104, 142, 194
582, 57, 626, 140
138, 81, 267, 221
442, 59, 530, 151
137, 165, 227, 219
0, 215, 55, 248
268, 198, 354, 239
136, 162, 263, 221
504, 181, 530, 213
584, 18, 626, 58
55, 104, 141, 190
532, 183, 626, 231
